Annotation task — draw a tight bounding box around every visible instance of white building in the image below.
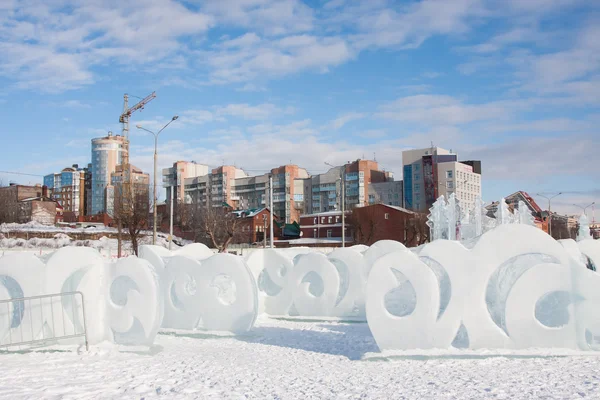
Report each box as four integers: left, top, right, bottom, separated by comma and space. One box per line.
402, 146, 482, 212
436, 161, 482, 210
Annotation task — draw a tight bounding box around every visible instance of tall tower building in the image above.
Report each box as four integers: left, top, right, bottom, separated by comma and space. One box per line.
90, 133, 128, 215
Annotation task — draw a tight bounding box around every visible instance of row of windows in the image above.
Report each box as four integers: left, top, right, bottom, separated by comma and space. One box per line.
312, 216, 341, 224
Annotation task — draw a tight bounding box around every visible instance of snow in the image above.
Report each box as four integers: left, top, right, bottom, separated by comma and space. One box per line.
0, 317, 599, 399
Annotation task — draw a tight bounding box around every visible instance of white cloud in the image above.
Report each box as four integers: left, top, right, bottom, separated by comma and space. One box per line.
329, 112, 366, 130
235, 83, 267, 92
215, 103, 294, 120
0, 0, 213, 92
201, 0, 314, 36
377, 94, 509, 125
204, 35, 354, 84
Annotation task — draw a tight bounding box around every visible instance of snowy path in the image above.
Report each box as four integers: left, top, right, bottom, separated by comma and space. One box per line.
0, 317, 599, 399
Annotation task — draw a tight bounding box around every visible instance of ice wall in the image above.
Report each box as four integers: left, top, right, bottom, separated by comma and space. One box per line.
245, 242, 410, 319
365, 224, 600, 351
140, 245, 258, 334
0, 248, 162, 346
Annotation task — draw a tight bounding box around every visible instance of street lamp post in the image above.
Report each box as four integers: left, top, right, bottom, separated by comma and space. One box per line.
325, 162, 345, 247
572, 202, 596, 217
537, 192, 562, 238
137, 115, 179, 245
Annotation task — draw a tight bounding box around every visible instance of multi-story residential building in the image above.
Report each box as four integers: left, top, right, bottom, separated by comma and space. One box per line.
185, 165, 249, 209
43, 164, 90, 218
110, 164, 150, 217
368, 181, 404, 207
163, 161, 210, 205
268, 165, 310, 223
90, 133, 128, 215
184, 164, 310, 224
402, 147, 482, 212
302, 159, 389, 215
436, 161, 482, 211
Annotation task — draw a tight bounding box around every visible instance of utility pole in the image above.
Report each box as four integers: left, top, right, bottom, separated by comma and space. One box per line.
168, 172, 175, 250
341, 172, 345, 248
263, 215, 267, 248
572, 202, 595, 217
136, 116, 179, 245
537, 192, 562, 238
325, 161, 345, 247
269, 174, 274, 248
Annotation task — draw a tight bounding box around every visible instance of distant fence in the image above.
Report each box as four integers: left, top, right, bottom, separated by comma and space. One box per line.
0, 291, 89, 351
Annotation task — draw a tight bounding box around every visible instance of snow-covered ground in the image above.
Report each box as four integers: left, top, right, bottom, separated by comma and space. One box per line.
1, 317, 599, 399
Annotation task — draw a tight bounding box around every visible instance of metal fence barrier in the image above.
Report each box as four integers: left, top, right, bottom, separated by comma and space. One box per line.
0, 291, 89, 351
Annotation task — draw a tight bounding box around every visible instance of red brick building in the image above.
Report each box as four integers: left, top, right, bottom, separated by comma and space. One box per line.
348, 204, 425, 247
299, 211, 349, 240
235, 208, 277, 244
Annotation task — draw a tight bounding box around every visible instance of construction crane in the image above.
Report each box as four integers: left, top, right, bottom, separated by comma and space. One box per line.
119, 91, 156, 166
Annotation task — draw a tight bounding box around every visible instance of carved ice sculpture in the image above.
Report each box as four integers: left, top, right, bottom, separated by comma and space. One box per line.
473, 196, 484, 237
446, 193, 459, 240
246, 241, 408, 319
427, 195, 447, 241
518, 200, 535, 226
162, 254, 257, 333
140, 244, 258, 333
577, 214, 592, 241
0, 248, 162, 346
494, 198, 512, 225
366, 224, 600, 351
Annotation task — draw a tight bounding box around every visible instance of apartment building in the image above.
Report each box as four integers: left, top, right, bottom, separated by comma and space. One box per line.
436, 161, 482, 211
302, 159, 389, 215
368, 181, 404, 207
109, 163, 150, 217
163, 161, 210, 204
402, 147, 482, 212
183, 164, 309, 224
43, 164, 90, 218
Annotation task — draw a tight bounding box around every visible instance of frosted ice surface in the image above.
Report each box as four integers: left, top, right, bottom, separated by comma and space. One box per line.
577, 214, 592, 241
162, 254, 258, 333
365, 224, 600, 351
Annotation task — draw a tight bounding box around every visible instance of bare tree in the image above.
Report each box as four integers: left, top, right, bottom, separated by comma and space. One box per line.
404, 212, 429, 246
192, 205, 248, 252
348, 207, 380, 245
113, 179, 150, 257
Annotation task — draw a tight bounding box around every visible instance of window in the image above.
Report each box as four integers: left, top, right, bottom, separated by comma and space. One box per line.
447, 181, 454, 189
447, 171, 453, 179
328, 217, 332, 223
414, 164, 420, 172
321, 217, 325, 224
384, 213, 389, 220
327, 229, 332, 238
314, 229, 317, 238
414, 174, 420, 180
336, 216, 340, 223
314, 217, 317, 224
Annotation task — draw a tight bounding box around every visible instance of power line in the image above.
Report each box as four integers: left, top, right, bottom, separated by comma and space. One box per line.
0, 170, 44, 177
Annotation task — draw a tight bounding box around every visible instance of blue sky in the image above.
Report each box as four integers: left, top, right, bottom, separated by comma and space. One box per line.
0, 0, 598, 215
